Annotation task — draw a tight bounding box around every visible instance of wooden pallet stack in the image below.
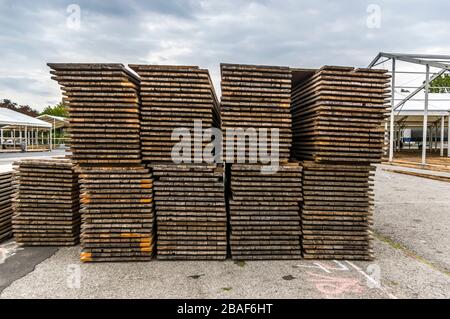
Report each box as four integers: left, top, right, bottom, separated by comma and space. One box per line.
291, 66, 390, 163
291, 66, 389, 260
301, 162, 374, 260
48, 63, 155, 262
12, 159, 80, 246
151, 164, 227, 260
129, 65, 220, 162
220, 63, 292, 162
0, 171, 14, 242
228, 163, 303, 259
78, 166, 154, 262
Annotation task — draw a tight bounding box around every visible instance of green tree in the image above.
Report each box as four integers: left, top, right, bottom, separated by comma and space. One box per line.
40, 102, 68, 117
429, 74, 450, 93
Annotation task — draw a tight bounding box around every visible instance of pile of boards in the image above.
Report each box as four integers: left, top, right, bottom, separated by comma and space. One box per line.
48, 63, 142, 165
220, 63, 302, 260
291, 66, 389, 260
220, 63, 292, 162
48, 63, 155, 262
12, 159, 80, 246
152, 164, 227, 259
0, 171, 14, 242
78, 166, 154, 262
129, 65, 220, 162
301, 162, 375, 260
228, 163, 303, 259
291, 66, 390, 163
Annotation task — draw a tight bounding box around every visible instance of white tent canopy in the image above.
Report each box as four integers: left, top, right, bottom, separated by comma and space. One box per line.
36, 114, 68, 129
0, 107, 51, 128
0, 107, 53, 152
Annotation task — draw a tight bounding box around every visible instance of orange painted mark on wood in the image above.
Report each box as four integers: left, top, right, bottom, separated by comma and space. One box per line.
80, 252, 92, 262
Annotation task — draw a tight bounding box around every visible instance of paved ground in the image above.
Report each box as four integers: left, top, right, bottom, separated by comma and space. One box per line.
374, 165, 450, 272
0, 165, 449, 299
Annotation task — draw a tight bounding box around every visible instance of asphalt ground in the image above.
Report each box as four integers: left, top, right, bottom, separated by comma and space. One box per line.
0, 165, 448, 299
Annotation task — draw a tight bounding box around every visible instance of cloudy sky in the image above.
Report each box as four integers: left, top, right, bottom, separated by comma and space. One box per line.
0, 0, 449, 111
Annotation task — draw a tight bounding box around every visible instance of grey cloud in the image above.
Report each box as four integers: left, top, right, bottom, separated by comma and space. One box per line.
0, 0, 449, 110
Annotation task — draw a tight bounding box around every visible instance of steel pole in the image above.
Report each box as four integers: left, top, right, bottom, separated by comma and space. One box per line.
389, 58, 396, 162
422, 65, 430, 165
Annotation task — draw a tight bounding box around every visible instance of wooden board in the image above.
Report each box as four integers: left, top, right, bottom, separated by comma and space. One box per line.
47, 63, 142, 165
300, 161, 375, 260
77, 165, 155, 262
151, 163, 227, 260
229, 162, 302, 260
12, 159, 80, 246
291, 66, 390, 163
0, 171, 14, 242
220, 63, 293, 163
129, 65, 220, 163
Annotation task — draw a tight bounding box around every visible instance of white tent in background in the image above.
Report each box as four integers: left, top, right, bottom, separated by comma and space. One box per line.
0, 107, 52, 152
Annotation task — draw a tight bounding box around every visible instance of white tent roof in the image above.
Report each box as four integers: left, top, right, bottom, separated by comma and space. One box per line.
0, 107, 51, 128
36, 114, 69, 129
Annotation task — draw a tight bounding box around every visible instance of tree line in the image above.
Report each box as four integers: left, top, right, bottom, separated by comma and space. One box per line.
1, 99, 68, 117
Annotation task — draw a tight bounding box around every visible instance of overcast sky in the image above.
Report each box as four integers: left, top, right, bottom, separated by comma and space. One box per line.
0, 0, 449, 111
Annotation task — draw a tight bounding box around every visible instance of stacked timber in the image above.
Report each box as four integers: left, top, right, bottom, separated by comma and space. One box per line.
291, 66, 390, 163
12, 159, 80, 246
48, 63, 156, 262
301, 162, 374, 260
78, 166, 154, 262
220, 63, 292, 163
0, 171, 14, 242
129, 65, 220, 163
151, 164, 227, 259
47, 63, 142, 165
229, 163, 302, 259
290, 66, 388, 260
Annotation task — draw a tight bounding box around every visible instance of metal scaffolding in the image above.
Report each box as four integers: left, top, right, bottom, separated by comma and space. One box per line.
368, 52, 450, 164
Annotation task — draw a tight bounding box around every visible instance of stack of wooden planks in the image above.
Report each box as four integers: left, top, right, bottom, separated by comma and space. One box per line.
129, 65, 220, 163
78, 166, 154, 262
220, 63, 292, 162
228, 163, 303, 259
47, 63, 142, 165
151, 164, 227, 259
48, 63, 156, 262
0, 171, 14, 242
291, 66, 390, 163
291, 66, 389, 260
12, 159, 80, 246
301, 162, 374, 260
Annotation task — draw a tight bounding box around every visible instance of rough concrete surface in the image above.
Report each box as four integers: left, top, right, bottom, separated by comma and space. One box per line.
374, 166, 450, 272
0, 165, 449, 299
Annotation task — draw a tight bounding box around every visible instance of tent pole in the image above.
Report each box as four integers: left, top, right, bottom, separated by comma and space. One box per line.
448, 114, 450, 157
25, 125, 28, 152
440, 117, 445, 156
389, 58, 396, 162
422, 64, 430, 165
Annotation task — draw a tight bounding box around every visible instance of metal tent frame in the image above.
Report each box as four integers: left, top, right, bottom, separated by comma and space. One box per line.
368, 52, 450, 164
